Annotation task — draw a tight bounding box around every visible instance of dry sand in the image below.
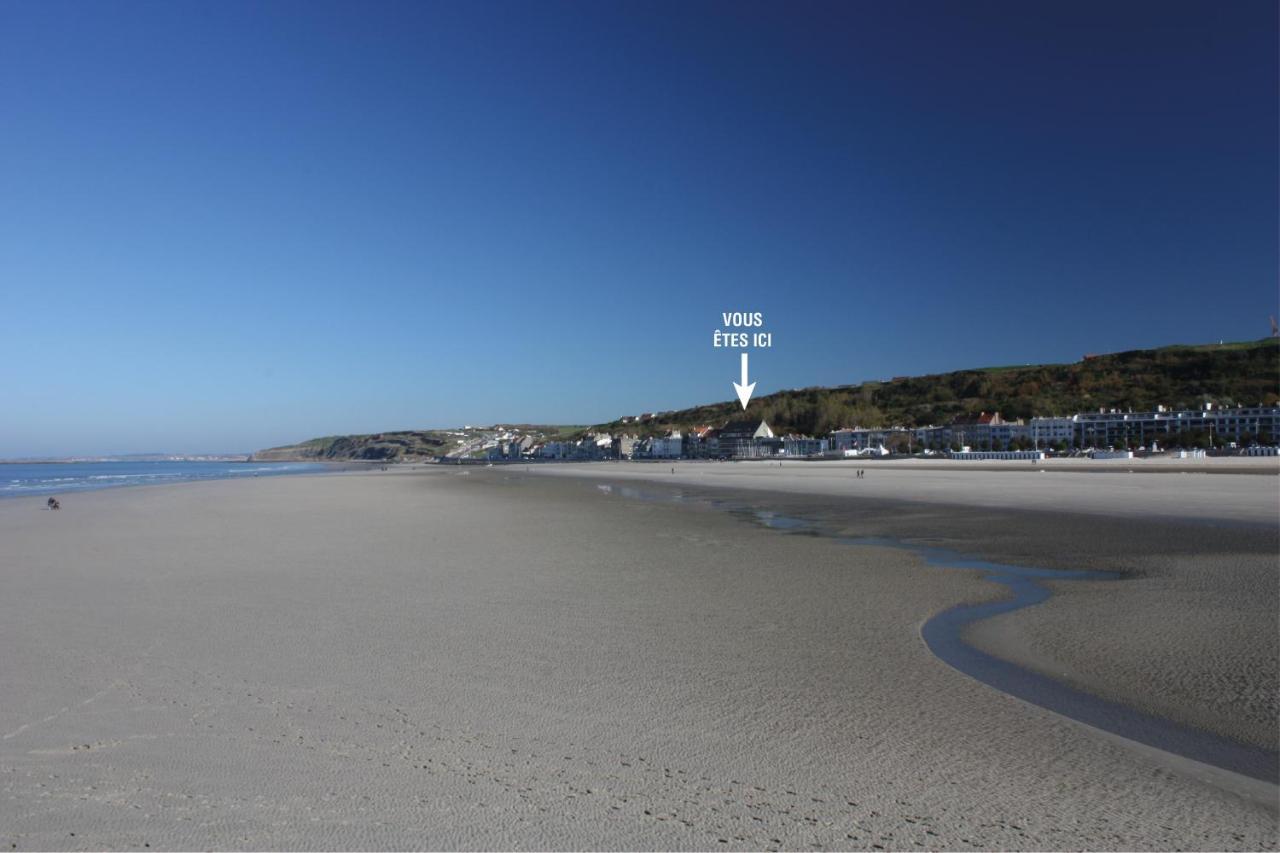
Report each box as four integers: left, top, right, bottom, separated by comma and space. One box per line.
1, 467, 1277, 850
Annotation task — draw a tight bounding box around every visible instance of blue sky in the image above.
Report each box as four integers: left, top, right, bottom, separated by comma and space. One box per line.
2, 0, 1276, 456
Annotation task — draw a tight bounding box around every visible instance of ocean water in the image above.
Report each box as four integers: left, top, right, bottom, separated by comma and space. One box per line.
0, 460, 328, 498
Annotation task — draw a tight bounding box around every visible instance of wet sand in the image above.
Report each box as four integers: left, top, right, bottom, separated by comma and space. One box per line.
1, 468, 1276, 850
532, 462, 1279, 755
527, 458, 1280, 524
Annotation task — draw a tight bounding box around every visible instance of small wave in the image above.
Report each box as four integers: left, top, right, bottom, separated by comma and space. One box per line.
88, 472, 186, 480
0, 462, 325, 499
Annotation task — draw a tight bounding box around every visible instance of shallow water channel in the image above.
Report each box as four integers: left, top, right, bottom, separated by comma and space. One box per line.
592, 481, 1280, 785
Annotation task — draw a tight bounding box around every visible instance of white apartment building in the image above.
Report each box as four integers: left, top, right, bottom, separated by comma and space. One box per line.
650, 431, 683, 459
827, 406, 1279, 453
1028, 417, 1075, 447
1074, 405, 1279, 447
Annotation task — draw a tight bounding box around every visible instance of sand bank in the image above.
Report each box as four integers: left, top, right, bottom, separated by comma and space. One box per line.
1, 470, 1276, 850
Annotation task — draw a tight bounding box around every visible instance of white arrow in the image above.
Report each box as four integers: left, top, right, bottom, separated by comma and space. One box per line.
732, 351, 756, 410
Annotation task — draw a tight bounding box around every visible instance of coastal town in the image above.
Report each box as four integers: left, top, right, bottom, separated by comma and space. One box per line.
474, 403, 1280, 462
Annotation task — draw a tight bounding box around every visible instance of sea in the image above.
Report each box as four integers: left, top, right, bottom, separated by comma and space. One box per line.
0, 460, 329, 499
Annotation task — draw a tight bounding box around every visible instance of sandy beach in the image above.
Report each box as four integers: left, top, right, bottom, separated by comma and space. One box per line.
1, 466, 1276, 850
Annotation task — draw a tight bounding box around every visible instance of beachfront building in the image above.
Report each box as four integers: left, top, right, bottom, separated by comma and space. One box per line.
844, 444, 890, 457
1072, 404, 1280, 448
830, 428, 890, 451
989, 420, 1028, 448
575, 433, 615, 459
1213, 405, 1280, 443
592, 406, 1279, 463
782, 435, 828, 457
936, 407, 1280, 451
946, 412, 1014, 450
1075, 409, 1158, 448
685, 426, 720, 459
912, 425, 945, 449
629, 437, 653, 458
719, 419, 779, 458
829, 429, 858, 452
650, 431, 684, 459
536, 441, 572, 459
1028, 416, 1076, 449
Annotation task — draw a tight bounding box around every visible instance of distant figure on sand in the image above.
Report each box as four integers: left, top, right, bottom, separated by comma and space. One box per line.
46, 498, 60, 510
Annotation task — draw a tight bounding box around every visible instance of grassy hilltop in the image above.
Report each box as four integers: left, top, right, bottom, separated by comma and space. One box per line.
593, 338, 1280, 437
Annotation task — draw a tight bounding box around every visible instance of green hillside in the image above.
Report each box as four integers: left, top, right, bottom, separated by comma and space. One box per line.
252, 431, 452, 461
594, 338, 1280, 437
